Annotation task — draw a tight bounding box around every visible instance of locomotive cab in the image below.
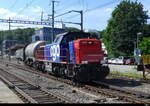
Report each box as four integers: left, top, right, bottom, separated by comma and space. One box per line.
53, 32, 99, 63
49, 32, 110, 82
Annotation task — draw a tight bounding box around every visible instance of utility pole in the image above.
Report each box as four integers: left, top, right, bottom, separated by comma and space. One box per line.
8, 18, 11, 61
54, 10, 84, 31
52, 0, 59, 42
9, 18, 11, 30
71, 10, 84, 31
52, 1, 55, 42
1, 30, 4, 59
80, 10, 83, 31
41, 11, 44, 22
8, 17, 11, 61
137, 32, 142, 49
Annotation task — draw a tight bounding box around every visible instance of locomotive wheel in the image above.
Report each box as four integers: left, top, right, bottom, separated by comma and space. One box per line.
60, 67, 66, 78
35, 63, 39, 70
72, 67, 79, 82
41, 64, 46, 73
37, 63, 46, 73
53, 66, 59, 76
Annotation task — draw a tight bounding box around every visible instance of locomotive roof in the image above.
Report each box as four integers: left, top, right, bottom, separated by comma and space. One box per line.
55, 31, 98, 39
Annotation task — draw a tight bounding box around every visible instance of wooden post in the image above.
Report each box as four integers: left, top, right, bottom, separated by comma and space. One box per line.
143, 65, 146, 80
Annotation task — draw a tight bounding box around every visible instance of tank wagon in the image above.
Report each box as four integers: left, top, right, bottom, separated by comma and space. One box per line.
24, 41, 47, 69
16, 32, 110, 82
15, 48, 24, 61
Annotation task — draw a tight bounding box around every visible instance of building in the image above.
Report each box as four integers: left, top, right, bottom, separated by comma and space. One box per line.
2, 40, 18, 55
0, 44, 2, 55
0, 45, 2, 56
32, 27, 67, 43
10, 44, 25, 56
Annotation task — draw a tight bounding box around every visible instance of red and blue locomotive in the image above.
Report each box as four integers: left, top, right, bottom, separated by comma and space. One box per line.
19, 32, 110, 82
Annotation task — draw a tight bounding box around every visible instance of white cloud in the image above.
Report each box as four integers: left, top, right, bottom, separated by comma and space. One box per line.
0, 7, 44, 30
105, 8, 113, 13
0, 8, 9, 15
29, 6, 43, 14
0, 5, 44, 19
0, 8, 26, 19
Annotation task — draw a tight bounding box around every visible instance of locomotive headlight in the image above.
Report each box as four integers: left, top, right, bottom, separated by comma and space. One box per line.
82, 61, 88, 64
88, 41, 93, 44
100, 61, 104, 64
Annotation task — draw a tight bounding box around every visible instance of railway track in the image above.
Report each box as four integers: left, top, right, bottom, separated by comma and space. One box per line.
85, 81, 150, 104
1, 60, 150, 104
109, 73, 150, 84
0, 65, 72, 104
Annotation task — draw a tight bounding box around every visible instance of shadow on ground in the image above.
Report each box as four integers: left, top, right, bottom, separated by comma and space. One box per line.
102, 78, 142, 87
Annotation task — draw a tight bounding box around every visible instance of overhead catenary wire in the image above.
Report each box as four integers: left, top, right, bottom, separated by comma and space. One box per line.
17, 0, 37, 15
63, 0, 122, 20
10, 0, 38, 20
9, 0, 19, 9
55, 0, 80, 13
55, 10, 76, 18
84, 0, 121, 13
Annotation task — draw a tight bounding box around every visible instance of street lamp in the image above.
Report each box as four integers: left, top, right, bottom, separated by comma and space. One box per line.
137, 32, 142, 49
134, 32, 142, 65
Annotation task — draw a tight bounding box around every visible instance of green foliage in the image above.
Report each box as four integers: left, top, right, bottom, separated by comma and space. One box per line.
103, 0, 148, 57
65, 27, 80, 32
139, 37, 150, 55
111, 70, 146, 78
143, 24, 150, 37
0, 28, 35, 44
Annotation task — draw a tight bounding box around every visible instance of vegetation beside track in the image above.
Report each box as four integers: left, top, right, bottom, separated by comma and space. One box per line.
110, 70, 150, 79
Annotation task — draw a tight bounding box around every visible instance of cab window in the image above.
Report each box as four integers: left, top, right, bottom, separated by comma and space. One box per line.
54, 36, 63, 44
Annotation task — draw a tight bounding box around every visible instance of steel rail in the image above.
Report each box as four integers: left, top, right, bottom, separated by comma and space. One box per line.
1, 60, 150, 104
0, 66, 72, 104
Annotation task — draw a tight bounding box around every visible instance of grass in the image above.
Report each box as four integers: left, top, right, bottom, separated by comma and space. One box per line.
110, 70, 145, 79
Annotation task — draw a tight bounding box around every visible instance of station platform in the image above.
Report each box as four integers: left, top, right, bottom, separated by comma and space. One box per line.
0, 80, 23, 103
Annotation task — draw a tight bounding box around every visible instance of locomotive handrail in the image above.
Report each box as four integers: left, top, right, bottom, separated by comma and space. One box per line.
35, 48, 70, 63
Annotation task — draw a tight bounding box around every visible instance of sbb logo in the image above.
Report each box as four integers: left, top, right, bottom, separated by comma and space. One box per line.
50, 45, 60, 61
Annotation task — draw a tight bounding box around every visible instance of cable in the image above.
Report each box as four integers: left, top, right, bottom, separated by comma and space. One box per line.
55, 0, 80, 13
10, 0, 37, 20
84, 0, 121, 13
55, 10, 75, 18
63, 14, 80, 20
64, 0, 122, 20
17, 0, 37, 15
55, 0, 86, 19
79, 0, 85, 10
9, 0, 19, 9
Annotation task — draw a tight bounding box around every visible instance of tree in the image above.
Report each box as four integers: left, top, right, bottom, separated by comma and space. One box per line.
65, 27, 80, 32
103, 0, 148, 57
139, 37, 150, 55
0, 28, 35, 44
143, 24, 150, 37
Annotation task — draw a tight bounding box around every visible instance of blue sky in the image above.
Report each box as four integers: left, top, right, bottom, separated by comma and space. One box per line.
0, 0, 150, 31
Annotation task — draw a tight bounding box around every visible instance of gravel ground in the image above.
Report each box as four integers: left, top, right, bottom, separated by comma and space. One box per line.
0, 63, 127, 104
105, 75, 150, 95
2, 58, 150, 103
105, 65, 150, 95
